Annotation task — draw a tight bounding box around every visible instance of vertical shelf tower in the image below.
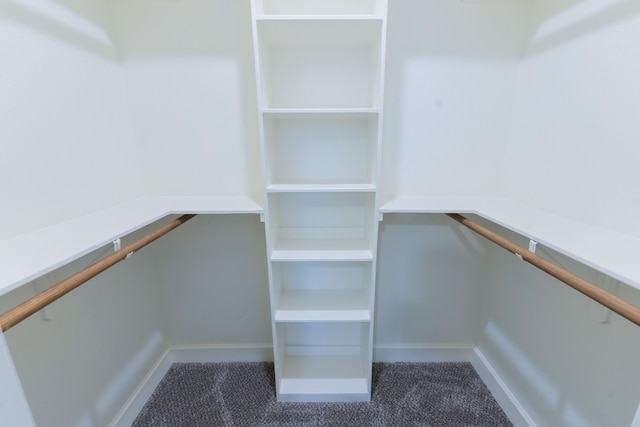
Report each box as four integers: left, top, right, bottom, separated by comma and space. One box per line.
251, 0, 387, 402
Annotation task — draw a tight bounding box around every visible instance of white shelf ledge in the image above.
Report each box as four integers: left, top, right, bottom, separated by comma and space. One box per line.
381, 196, 640, 291
271, 249, 374, 262
0, 196, 263, 297
255, 15, 383, 21
279, 354, 369, 402
380, 196, 485, 214
275, 289, 370, 322
262, 108, 380, 115
278, 378, 369, 402
252, 0, 384, 17
267, 184, 376, 193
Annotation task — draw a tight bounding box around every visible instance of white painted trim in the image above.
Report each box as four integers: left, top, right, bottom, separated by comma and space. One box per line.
470, 347, 535, 427
169, 344, 274, 363
109, 349, 175, 427
108, 344, 273, 427
373, 343, 473, 362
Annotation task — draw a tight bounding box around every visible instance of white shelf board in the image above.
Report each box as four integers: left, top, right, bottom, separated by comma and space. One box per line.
273, 237, 371, 251
0, 196, 263, 296
252, 0, 384, 17
159, 196, 263, 215
380, 196, 484, 214
279, 378, 368, 401
381, 196, 640, 291
271, 249, 373, 262
262, 108, 380, 116
267, 184, 376, 193
275, 289, 370, 322
255, 15, 383, 21
279, 354, 368, 400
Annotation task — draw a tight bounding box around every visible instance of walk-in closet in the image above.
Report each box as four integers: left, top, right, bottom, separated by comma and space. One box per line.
1, 1, 640, 426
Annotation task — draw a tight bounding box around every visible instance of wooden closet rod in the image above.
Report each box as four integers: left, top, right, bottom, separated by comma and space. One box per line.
446, 213, 640, 327
0, 214, 196, 333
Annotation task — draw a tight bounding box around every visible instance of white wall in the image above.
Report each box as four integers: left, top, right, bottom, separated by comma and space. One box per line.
381, 0, 530, 202
375, 213, 489, 355
111, 0, 262, 202
501, 0, 640, 239
0, 0, 143, 241
150, 214, 271, 348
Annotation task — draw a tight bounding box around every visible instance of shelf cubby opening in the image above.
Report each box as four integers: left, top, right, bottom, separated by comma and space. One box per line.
267, 192, 376, 258
272, 261, 373, 322
264, 114, 378, 188
257, 19, 382, 109
254, 0, 383, 17
275, 322, 371, 401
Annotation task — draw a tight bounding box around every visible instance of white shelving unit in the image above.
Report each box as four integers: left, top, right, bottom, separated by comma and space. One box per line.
251, 0, 387, 401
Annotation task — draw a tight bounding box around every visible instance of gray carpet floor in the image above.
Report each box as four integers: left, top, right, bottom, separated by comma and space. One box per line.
132, 362, 512, 426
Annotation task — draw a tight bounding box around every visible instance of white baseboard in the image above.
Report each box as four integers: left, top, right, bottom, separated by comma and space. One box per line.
109, 349, 175, 427
373, 343, 473, 362
470, 347, 535, 427
108, 344, 273, 427
169, 343, 273, 363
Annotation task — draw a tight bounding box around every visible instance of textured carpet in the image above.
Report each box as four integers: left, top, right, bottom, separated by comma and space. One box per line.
132, 362, 512, 426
